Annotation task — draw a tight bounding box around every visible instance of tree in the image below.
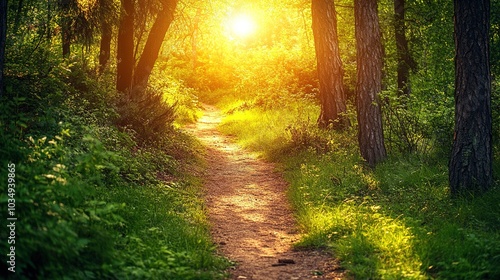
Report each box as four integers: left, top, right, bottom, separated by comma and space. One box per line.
57, 0, 111, 58
311, 0, 348, 129
59, 0, 72, 57
99, 21, 112, 73
98, 0, 118, 73
354, 0, 387, 167
0, 0, 6, 97
394, 0, 416, 97
133, 0, 178, 88
116, 0, 179, 92
116, 0, 135, 92
449, 0, 492, 195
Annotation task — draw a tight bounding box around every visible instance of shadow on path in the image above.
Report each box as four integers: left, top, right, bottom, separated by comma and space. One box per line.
185, 104, 345, 280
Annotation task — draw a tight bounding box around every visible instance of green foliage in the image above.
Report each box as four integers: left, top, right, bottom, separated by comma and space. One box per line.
3, 0, 499, 278
165, 0, 319, 108
0, 52, 228, 278
0, 132, 121, 278
219, 100, 321, 159
377, 0, 456, 158
220, 102, 500, 279
380, 87, 454, 157
114, 60, 203, 143
149, 64, 202, 125
491, 0, 500, 76
115, 86, 177, 143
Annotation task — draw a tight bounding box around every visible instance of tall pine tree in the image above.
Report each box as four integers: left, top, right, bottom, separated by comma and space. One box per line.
312, 0, 348, 129
449, 0, 492, 195
355, 0, 387, 166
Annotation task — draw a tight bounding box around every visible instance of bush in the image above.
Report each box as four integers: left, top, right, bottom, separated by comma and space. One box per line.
0, 55, 228, 278
115, 86, 176, 143
380, 87, 454, 157
0, 129, 123, 278
217, 99, 500, 279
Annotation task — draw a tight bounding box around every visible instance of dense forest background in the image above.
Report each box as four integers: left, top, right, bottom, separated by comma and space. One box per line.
0, 0, 499, 279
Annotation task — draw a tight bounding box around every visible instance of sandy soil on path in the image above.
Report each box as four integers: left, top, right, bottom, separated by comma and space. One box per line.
185, 105, 345, 280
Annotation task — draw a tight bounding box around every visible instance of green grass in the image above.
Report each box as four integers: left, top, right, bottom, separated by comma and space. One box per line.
217, 99, 500, 279
0, 60, 229, 279
218, 100, 321, 159
0, 114, 230, 279
101, 174, 228, 279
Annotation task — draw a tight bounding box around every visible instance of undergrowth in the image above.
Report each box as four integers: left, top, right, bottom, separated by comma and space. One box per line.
218, 99, 500, 279
0, 56, 228, 279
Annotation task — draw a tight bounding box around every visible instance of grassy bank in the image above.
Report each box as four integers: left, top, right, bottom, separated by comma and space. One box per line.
0, 59, 228, 279
218, 100, 500, 279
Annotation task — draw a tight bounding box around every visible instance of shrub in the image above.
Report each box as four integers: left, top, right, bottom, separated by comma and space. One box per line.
0, 55, 228, 279
115, 86, 176, 143
380, 88, 454, 157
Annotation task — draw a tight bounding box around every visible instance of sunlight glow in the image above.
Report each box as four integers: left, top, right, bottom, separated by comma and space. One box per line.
230, 14, 256, 38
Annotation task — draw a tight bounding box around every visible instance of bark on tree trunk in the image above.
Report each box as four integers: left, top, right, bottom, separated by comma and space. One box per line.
354, 0, 387, 167
133, 0, 178, 88
61, 24, 71, 57
394, 0, 415, 97
449, 0, 492, 195
0, 0, 6, 97
116, 0, 135, 92
99, 21, 112, 73
60, 0, 71, 57
312, 0, 348, 129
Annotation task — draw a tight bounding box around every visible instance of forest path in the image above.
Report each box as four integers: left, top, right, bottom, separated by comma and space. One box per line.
185, 104, 344, 280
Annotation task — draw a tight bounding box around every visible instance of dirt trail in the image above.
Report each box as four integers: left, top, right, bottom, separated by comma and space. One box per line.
185, 105, 344, 280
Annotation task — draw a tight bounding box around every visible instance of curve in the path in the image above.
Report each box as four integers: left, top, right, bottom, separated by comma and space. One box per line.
185, 105, 344, 280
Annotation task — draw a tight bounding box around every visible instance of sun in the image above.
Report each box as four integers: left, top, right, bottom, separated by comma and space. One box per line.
230, 14, 256, 38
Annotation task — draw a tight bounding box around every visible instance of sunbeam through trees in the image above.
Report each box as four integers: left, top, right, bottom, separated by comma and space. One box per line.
0, 0, 499, 278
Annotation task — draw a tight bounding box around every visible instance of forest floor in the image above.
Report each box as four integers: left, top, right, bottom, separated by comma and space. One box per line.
185, 104, 346, 280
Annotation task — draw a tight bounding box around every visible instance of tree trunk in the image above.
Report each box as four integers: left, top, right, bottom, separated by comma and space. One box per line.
133, 0, 178, 88
354, 0, 387, 167
0, 0, 7, 97
311, 0, 348, 129
394, 0, 415, 97
116, 0, 135, 92
61, 22, 71, 57
99, 21, 112, 73
60, 0, 72, 57
449, 0, 492, 195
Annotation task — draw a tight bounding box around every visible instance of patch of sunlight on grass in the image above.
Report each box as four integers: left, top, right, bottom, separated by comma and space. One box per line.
214, 98, 500, 279
287, 152, 426, 278
353, 163, 380, 191
295, 206, 352, 246
218, 102, 318, 158
296, 204, 425, 279
219, 109, 282, 156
